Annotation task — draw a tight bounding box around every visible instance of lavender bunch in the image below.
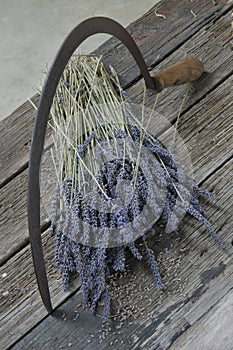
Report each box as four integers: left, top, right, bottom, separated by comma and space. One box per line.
52, 123, 223, 318
46, 55, 223, 319
54, 230, 163, 319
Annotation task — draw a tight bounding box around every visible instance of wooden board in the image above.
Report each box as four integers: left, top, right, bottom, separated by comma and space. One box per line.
128, 10, 233, 121
97, 0, 233, 87
0, 0, 231, 186
0, 95, 39, 188
0, 169, 49, 265
9, 158, 233, 350
170, 288, 233, 349
0, 230, 79, 349
0, 1, 233, 349
1, 74, 232, 346
0, 9, 232, 263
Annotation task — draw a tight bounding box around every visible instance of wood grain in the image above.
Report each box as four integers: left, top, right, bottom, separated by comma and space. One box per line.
0, 231, 79, 349
0, 95, 39, 188
128, 10, 233, 120
1, 80, 232, 347
170, 289, 233, 349
0, 0, 231, 186
1, 70, 232, 264
6, 158, 232, 350
0, 169, 48, 265
0, 10, 232, 264
0, 1, 232, 349
97, 0, 232, 87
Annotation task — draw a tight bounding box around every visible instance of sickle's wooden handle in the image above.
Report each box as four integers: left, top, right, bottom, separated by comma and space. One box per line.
151, 58, 204, 92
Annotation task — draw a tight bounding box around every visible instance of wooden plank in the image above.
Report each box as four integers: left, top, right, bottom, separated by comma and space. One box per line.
0, 8, 232, 263
0, 230, 79, 350
162, 73, 233, 183
131, 265, 233, 350
0, 3, 232, 348
0, 0, 231, 186
97, 0, 233, 87
0, 89, 231, 341
0, 95, 39, 188
8, 158, 232, 350
169, 289, 233, 349
0, 169, 48, 265
128, 9, 233, 122
1, 69, 232, 264
12, 259, 233, 350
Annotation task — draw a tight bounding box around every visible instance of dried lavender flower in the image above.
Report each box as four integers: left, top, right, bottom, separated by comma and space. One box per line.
128, 241, 143, 260
46, 55, 223, 320
112, 247, 126, 272
145, 247, 164, 290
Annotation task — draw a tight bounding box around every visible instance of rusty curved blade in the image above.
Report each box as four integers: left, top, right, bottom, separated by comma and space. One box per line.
28, 16, 155, 313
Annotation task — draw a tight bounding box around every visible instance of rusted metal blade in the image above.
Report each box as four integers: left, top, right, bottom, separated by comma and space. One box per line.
28, 16, 155, 313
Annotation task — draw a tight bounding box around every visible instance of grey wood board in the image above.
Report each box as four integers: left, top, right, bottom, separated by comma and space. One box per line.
1, 2, 232, 348
0, 1, 232, 187
0, 70, 232, 265
0, 230, 79, 350
0, 94, 39, 188
0, 169, 49, 265
1, 151, 232, 348
96, 0, 233, 87
169, 289, 233, 350
0, 9, 232, 263
127, 10, 233, 124
9, 158, 233, 350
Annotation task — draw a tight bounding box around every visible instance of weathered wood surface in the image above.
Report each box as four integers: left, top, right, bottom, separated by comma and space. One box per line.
0, 94, 39, 188
128, 9, 233, 117
8, 159, 233, 350
0, 169, 49, 264
0, 158, 232, 349
0, 0, 233, 349
1, 75, 232, 348
1, 72, 232, 265
0, 3, 232, 264
0, 229, 79, 349
0, 0, 231, 186
170, 288, 233, 349
97, 0, 233, 87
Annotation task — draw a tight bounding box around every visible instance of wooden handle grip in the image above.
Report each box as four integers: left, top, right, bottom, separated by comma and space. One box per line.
151, 58, 204, 92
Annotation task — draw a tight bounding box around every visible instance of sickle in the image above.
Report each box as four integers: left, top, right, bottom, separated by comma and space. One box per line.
28, 16, 204, 313
28, 17, 156, 313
